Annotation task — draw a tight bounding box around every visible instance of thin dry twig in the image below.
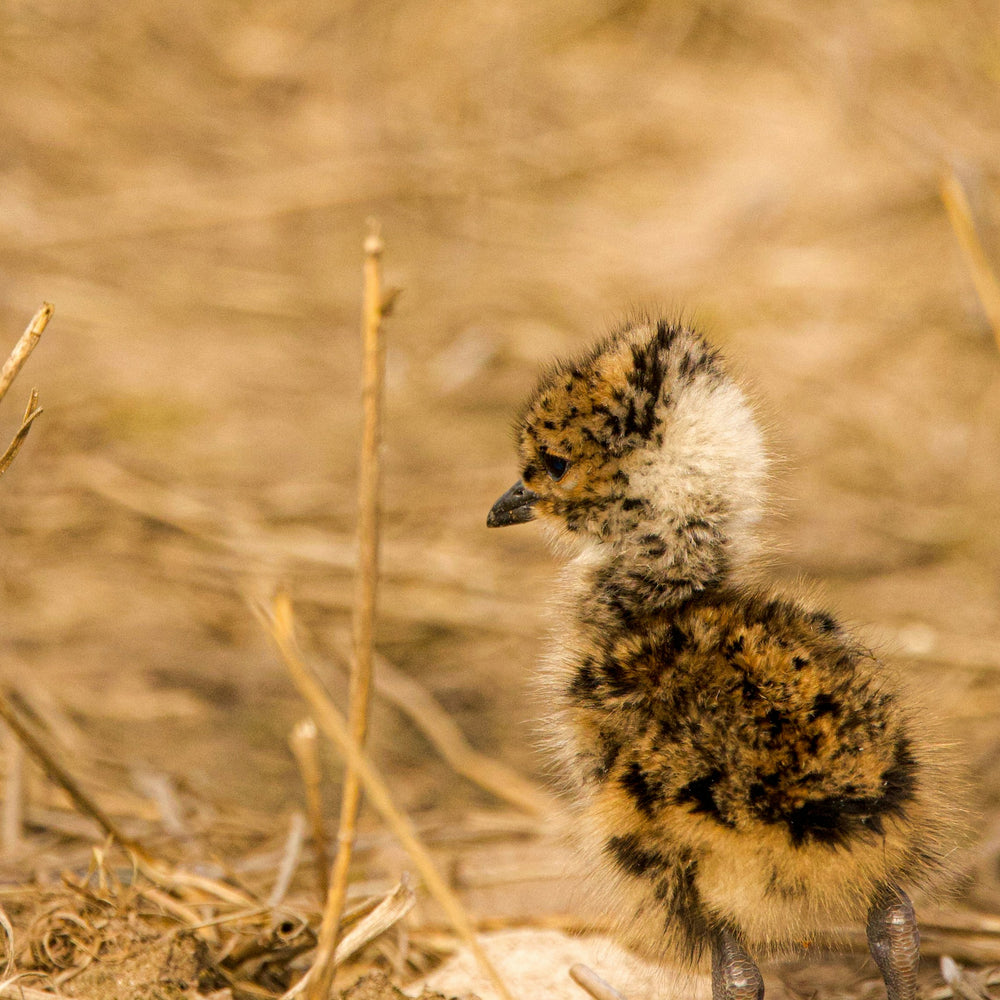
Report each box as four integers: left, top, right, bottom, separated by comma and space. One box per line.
817, 922, 1000, 965
940, 169, 1000, 350
922, 910, 1000, 937
146, 866, 257, 909
0, 907, 13, 980
932, 963, 1000, 1000
0, 304, 50, 476
268, 812, 307, 910
333, 877, 415, 967
0, 389, 43, 477
308, 222, 388, 1000
570, 964, 629, 1000
0, 304, 50, 403
139, 885, 217, 933
290, 719, 331, 902
132, 770, 188, 838
940, 956, 993, 1000
331, 638, 553, 818
260, 593, 517, 1000
0, 693, 264, 931
0, 690, 146, 857
1, 726, 24, 857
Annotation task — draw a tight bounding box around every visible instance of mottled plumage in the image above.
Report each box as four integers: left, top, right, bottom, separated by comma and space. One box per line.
488, 318, 962, 1000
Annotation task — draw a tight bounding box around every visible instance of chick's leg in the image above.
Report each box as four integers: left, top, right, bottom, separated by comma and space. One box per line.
866, 885, 920, 1000
711, 928, 764, 1000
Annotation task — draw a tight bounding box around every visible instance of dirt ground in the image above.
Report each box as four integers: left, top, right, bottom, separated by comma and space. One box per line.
0, 1, 999, 997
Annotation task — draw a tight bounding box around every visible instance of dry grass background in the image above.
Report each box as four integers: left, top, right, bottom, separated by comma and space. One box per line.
0, 1, 999, 997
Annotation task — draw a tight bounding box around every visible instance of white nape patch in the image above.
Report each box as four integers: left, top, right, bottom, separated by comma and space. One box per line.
630, 377, 767, 558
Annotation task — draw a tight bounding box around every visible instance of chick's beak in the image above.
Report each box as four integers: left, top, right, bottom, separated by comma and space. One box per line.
487, 480, 540, 527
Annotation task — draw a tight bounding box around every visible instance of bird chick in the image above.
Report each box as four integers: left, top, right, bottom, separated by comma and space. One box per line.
488, 319, 961, 1000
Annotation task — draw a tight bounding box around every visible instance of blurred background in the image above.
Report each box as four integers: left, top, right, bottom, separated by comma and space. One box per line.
0, 0, 999, 979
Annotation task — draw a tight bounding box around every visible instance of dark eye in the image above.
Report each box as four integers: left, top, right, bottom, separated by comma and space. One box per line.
539, 448, 571, 481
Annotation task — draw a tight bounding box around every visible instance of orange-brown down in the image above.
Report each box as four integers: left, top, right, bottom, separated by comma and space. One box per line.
488, 318, 963, 1000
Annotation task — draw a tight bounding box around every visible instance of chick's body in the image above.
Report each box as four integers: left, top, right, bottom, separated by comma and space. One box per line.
489, 320, 960, 1000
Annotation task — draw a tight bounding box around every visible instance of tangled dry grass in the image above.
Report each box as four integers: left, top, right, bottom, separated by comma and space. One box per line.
1, 1, 999, 997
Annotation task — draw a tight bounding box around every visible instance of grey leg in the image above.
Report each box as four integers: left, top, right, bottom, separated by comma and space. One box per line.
866, 885, 920, 1000
711, 928, 764, 1000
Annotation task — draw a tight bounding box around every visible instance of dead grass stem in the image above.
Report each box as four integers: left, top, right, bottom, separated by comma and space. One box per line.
290, 719, 331, 903
307, 224, 388, 1000
1, 727, 24, 857
268, 811, 307, 910
261, 593, 517, 1000
940, 169, 1000, 350
569, 964, 629, 1000
0, 304, 50, 404
0, 390, 42, 478
369, 648, 554, 818
0, 304, 50, 477
0, 690, 145, 857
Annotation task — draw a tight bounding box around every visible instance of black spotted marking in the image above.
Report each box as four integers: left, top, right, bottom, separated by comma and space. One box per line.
675, 769, 731, 826
677, 348, 703, 382
605, 833, 668, 876
678, 517, 715, 537
811, 611, 840, 634
591, 403, 623, 437
654, 318, 679, 349
596, 649, 633, 697
620, 760, 663, 818
669, 855, 712, 964
881, 737, 918, 812
764, 707, 788, 737
594, 728, 623, 781
568, 660, 600, 706
782, 795, 882, 847
723, 634, 746, 656
624, 336, 668, 439
661, 621, 688, 654
810, 692, 839, 718
764, 868, 808, 900
657, 715, 680, 742
751, 737, 918, 847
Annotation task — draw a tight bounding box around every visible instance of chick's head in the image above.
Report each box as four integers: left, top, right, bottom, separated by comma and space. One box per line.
489, 319, 767, 557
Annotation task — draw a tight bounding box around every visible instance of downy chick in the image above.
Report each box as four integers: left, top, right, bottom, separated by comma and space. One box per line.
487, 318, 961, 1000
